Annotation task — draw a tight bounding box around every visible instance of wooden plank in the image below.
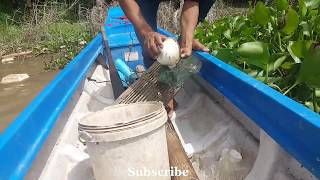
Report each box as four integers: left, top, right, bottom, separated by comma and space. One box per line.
115, 62, 199, 180
101, 26, 125, 98
166, 121, 199, 180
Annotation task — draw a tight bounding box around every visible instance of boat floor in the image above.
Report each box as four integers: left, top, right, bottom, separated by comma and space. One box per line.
28, 64, 315, 180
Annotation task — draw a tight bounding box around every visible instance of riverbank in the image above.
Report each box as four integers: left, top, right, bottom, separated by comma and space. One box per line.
0, 0, 103, 70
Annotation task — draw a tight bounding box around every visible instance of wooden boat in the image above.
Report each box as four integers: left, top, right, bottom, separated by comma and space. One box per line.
1, 7, 320, 180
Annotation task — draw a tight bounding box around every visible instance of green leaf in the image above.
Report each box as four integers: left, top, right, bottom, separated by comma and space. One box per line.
215, 49, 238, 62
287, 41, 301, 63
314, 16, 320, 33
195, 27, 205, 39
299, 0, 308, 17
281, 61, 295, 69
300, 21, 310, 37
228, 39, 240, 48
274, 0, 289, 11
237, 42, 270, 70
240, 27, 256, 37
232, 16, 247, 31
298, 48, 320, 88
231, 16, 240, 29
282, 8, 300, 35
316, 89, 320, 97
290, 40, 313, 58
305, 0, 320, 9
252, 1, 271, 26
268, 55, 287, 72
247, 70, 259, 77
223, 29, 232, 40
305, 101, 314, 109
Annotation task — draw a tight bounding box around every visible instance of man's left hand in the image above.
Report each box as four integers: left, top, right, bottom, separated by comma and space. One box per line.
179, 38, 209, 58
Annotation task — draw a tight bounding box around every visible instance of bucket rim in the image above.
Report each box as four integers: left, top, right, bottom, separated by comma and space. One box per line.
78, 102, 168, 142
78, 108, 165, 130
79, 109, 166, 133
78, 101, 165, 130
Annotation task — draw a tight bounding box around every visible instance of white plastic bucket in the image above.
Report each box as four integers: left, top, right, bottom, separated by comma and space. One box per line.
79, 101, 170, 180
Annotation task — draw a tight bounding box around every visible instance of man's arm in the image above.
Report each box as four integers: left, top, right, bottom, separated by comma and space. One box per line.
118, 0, 152, 38
118, 0, 166, 59
180, 0, 209, 58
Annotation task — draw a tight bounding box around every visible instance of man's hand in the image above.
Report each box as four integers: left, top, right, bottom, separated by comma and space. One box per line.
118, 0, 166, 59
179, 38, 209, 58
142, 31, 167, 59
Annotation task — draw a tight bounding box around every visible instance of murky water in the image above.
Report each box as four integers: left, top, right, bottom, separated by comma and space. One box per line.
0, 55, 58, 132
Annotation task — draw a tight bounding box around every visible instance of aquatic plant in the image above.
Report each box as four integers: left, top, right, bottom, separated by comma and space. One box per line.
195, 0, 320, 113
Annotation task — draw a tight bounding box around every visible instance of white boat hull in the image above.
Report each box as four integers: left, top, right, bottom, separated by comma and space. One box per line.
25, 64, 315, 180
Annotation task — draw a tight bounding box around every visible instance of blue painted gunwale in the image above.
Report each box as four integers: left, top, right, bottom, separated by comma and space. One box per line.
0, 6, 319, 179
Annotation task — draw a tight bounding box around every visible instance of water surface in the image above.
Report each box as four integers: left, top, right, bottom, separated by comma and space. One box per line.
0, 55, 58, 132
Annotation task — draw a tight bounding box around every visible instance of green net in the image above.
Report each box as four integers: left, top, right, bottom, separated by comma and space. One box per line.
159, 56, 202, 87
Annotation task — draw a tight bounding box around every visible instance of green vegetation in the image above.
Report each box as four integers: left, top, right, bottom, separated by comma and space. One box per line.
0, 1, 98, 70
42, 23, 92, 70
195, 0, 320, 113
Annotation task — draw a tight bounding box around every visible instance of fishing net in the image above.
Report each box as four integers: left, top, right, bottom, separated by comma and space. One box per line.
159, 56, 202, 87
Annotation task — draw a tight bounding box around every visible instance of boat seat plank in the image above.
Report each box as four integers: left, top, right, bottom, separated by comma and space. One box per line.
115, 62, 199, 180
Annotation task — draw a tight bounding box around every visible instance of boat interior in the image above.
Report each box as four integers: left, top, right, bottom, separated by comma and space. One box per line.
26, 61, 315, 180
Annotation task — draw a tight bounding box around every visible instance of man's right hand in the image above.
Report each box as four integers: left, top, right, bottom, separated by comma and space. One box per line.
118, 0, 167, 59
142, 31, 167, 59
